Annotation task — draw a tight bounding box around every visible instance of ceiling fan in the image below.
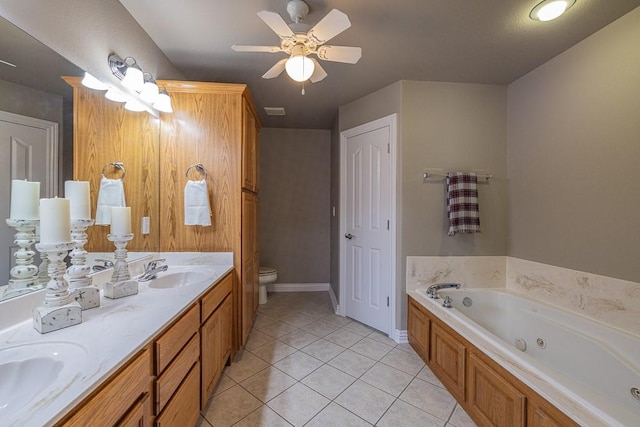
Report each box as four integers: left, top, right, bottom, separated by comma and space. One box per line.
232, 0, 361, 88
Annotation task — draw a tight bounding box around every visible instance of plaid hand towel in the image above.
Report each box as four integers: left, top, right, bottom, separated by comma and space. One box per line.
446, 172, 481, 236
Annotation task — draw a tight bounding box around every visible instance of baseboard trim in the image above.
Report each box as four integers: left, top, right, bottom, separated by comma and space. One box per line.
328, 285, 339, 314
392, 329, 409, 344
267, 283, 330, 293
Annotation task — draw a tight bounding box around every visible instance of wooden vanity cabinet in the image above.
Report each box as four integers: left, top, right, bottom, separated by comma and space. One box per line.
153, 304, 200, 426
65, 77, 262, 353
57, 348, 152, 427
200, 272, 233, 407
407, 296, 578, 427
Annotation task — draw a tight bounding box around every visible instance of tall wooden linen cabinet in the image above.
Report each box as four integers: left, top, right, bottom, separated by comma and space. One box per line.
65, 78, 261, 350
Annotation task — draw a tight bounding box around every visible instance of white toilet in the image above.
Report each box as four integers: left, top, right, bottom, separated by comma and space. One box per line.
258, 266, 277, 304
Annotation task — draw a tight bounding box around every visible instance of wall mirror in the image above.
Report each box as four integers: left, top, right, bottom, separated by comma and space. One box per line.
0, 16, 160, 301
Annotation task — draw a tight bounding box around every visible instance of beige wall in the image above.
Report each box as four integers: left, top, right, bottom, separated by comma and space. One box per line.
260, 128, 331, 284
507, 6, 640, 282
338, 81, 507, 329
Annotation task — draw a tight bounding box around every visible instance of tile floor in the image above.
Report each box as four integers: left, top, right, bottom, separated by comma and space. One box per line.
198, 291, 476, 427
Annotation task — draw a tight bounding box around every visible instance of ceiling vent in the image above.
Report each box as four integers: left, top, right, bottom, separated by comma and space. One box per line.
264, 107, 286, 116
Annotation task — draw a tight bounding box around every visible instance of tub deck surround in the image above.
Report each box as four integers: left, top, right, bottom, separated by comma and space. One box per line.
507, 257, 640, 335
409, 289, 638, 427
0, 252, 233, 427
407, 256, 640, 337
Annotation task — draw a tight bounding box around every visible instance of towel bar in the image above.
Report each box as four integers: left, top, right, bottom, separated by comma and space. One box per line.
423, 171, 492, 182
186, 163, 208, 180
101, 162, 125, 180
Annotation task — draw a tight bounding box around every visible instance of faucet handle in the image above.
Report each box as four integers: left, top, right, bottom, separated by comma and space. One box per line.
95, 259, 114, 267
145, 258, 167, 271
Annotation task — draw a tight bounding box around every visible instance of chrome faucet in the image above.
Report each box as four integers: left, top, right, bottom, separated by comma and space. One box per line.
139, 259, 168, 282
91, 259, 114, 272
426, 282, 461, 299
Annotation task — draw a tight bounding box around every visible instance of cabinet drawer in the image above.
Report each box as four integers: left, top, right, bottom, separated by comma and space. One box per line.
201, 273, 233, 322
155, 362, 201, 427
155, 332, 200, 413
117, 392, 150, 427
60, 349, 151, 426
155, 304, 199, 374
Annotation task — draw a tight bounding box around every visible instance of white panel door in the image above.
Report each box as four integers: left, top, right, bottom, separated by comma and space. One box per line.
343, 123, 391, 333
0, 111, 58, 287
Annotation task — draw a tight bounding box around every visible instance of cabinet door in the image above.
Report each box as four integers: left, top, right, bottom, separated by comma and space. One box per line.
468, 352, 526, 427
407, 297, 430, 362
219, 294, 233, 365
241, 191, 258, 343
430, 322, 466, 402
201, 306, 222, 407
117, 393, 150, 427
528, 395, 579, 427
242, 100, 258, 192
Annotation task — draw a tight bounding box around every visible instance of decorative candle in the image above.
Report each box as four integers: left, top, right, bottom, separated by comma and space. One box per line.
65, 180, 91, 219
10, 180, 40, 219
39, 198, 71, 243
110, 207, 132, 235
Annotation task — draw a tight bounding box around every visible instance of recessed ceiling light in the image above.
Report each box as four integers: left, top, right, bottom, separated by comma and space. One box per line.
530, 0, 575, 22
264, 107, 286, 116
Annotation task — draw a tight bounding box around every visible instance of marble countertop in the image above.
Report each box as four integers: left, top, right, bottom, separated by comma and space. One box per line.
0, 252, 233, 427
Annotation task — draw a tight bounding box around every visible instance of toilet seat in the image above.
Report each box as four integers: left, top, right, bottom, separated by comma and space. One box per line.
259, 267, 277, 276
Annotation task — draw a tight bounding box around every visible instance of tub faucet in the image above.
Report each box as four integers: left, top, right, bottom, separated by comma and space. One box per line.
426, 282, 461, 299
139, 259, 168, 282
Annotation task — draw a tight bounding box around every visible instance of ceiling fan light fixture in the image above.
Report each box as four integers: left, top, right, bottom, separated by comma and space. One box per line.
285, 55, 315, 82
530, 0, 575, 21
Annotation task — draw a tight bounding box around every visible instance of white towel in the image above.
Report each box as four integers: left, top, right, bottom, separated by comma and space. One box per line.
184, 179, 212, 226
95, 177, 126, 225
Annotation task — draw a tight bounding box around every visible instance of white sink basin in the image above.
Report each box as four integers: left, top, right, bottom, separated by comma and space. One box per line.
0, 342, 87, 420
146, 270, 212, 289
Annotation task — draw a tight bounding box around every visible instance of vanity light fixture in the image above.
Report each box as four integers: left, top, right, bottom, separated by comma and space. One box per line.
104, 53, 173, 114
530, 0, 576, 22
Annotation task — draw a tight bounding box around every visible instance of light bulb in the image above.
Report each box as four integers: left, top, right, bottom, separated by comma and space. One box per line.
140, 81, 160, 103
153, 91, 173, 113
121, 64, 144, 91
105, 87, 127, 102
530, 0, 575, 22
81, 72, 108, 90
285, 55, 315, 82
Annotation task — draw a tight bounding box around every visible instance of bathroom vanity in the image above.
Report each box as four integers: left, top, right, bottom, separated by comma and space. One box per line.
0, 253, 233, 426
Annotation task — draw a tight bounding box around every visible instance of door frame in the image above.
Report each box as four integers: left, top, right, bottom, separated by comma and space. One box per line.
339, 113, 397, 338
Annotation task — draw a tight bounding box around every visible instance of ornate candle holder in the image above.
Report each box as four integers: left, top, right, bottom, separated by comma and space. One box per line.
33, 241, 82, 333
4, 219, 41, 298
67, 218, 99, 310
103, 233, 138, 299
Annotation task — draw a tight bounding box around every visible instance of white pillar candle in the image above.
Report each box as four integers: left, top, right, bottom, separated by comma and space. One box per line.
65, 180, 91, 219
10, 180, 40, 219
39, 198, 71, 243
110, 207, 132, 235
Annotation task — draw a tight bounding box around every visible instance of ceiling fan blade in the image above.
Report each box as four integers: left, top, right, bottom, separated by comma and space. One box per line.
317, 45, 362, 64
307, 9, 351, 44
257, 10, 295, 39
232, 45, 282, 53
310, 59, 327, 83
262, 58, 288, 79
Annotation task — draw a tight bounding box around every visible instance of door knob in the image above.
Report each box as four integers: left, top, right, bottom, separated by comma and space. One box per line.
345, 233, 355, 239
